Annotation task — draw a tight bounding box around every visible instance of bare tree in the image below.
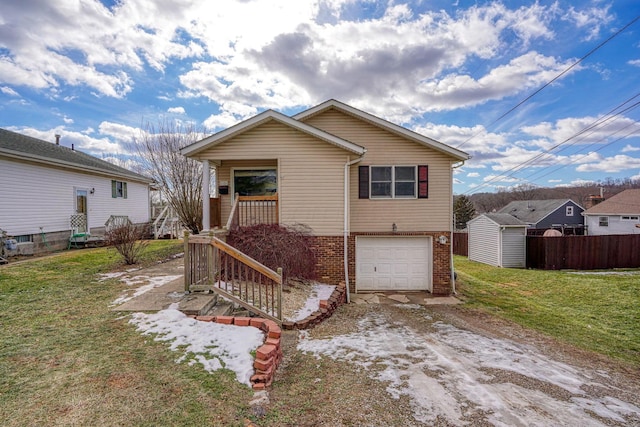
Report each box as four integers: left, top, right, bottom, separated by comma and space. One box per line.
134, 120, 204, 234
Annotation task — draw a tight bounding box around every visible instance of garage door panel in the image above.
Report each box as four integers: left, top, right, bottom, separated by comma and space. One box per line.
356, 237, 432, 292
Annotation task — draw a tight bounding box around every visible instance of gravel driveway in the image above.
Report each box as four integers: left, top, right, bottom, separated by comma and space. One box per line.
265, 302, 640, 427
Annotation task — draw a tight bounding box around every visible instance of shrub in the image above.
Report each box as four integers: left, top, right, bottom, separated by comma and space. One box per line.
226, 223, 317, 283
105, 222, 150, 265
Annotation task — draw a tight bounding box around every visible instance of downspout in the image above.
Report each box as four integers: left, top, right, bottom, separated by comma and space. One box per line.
344, 155, 364, 303
450, 160, 466, 295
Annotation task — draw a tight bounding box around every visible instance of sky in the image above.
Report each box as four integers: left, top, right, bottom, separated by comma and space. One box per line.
1, 0, 640, 195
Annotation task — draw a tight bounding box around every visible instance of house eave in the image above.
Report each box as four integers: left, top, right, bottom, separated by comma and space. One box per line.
293, 99, 470, 162
0, 148, 153, 184
180, 109, 367, 158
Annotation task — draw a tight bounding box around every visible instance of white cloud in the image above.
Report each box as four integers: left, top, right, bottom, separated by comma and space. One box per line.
622, 144, 640, 153
576, 154, 640, 173
167, 106, 186, 114
467, 172, 480, 178
1, 86, 19, 96
563, 5, 613, 41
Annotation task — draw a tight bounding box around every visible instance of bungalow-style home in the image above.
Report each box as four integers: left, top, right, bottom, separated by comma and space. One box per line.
497, 199, 585, 234
582, 189, 640, 235
0, 128, 153, 255
467, 213, 528, 268
180, 99, 470, 296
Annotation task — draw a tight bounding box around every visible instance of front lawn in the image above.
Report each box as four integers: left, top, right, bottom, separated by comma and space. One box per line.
454, 255, 640, 366
0, 242, 254, 427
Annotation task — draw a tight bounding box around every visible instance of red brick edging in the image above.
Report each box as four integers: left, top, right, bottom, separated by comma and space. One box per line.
189, 282, 347, 390
191, 315, 283, 390
280, 281, 347, 331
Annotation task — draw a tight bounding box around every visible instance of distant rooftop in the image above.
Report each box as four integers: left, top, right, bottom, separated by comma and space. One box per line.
0, 128, 151, 183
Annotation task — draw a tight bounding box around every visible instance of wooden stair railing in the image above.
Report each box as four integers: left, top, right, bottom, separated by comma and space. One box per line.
184, 232, 283, 323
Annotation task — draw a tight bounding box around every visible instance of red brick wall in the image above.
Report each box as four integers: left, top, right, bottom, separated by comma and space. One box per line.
312, 231, 453, 296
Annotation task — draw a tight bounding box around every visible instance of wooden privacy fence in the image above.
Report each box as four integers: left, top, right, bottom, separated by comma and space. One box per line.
184, 232, 283, 322
453, 232, 468, 256
527, 234, 640, 270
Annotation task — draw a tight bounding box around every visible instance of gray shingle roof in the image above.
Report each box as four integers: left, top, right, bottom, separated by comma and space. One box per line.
483, 213, 528, 226
497, 199, 574, 224
582, 189, 640, 215
0, 128, 151, 183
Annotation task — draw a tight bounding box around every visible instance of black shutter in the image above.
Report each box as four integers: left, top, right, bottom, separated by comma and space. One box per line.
418, 165, 428, 198
358, 166, 369, 199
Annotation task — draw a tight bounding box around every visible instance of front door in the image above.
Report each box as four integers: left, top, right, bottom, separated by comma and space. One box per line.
75, 189, 88, 232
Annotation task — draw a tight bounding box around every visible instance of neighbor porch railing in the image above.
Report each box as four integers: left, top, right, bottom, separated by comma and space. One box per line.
226, 194, 279, 230
184, 232, 283, 323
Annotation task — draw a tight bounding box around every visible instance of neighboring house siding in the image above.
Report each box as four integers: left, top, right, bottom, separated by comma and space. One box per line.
536, 201, 584, 229
501, 228, 526, 268
585, 215, 640, 235
303, 109, 454, 232
468, 216, 500, 266
0, 157, 149, 237
201, 121, 348, 236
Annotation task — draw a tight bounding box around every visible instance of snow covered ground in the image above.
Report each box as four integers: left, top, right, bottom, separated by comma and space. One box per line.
286, 283, 335, 322
129, 306, 264, 386
298, 309, 640, 426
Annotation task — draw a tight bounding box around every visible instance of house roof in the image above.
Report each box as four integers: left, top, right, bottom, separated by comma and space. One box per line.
0, 128, 152, 183
497, 199, 580, 224
582, 189, 640, 215
293, 99, 470, 162
180, 100, 470, 161
180, 109, 367, 157
470, 213, 527, 226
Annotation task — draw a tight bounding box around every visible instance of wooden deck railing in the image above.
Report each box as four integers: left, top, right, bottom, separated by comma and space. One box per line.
226, 193, 279, 230
184, 232, 283, 322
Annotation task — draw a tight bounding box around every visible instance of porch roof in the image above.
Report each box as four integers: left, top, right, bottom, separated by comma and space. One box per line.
180, 109, 367, 158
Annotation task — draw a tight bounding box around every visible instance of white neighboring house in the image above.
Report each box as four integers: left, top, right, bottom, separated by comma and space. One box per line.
582, 189, 640, 235
0, 128, 153, 255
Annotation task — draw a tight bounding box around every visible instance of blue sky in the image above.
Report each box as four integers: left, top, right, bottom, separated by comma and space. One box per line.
1, 0, 639, 195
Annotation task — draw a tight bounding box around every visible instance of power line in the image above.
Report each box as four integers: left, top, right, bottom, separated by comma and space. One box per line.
456, 13, 640, 150
464, 93, 640, 194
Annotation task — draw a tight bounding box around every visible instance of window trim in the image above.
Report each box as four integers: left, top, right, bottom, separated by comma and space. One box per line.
566, 205, 574, 216
368, 165, 417, 199
598, 216, 609, 227
621, 215, 639, 221
111, 180, 128, 199
230, 167, 277, 200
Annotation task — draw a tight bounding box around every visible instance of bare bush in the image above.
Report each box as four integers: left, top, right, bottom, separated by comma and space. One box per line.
105, 223, 149, 265
226, 223, 317, 284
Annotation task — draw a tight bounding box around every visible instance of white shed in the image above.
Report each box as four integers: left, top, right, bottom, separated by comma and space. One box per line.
467, 213, 528, 268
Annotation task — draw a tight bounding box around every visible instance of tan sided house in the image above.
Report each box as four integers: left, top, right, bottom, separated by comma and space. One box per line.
180, 100, 469, 296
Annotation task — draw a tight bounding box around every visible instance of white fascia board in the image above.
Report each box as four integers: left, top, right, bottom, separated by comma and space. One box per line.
180, 109, 366, 158
294, 99, 470, 161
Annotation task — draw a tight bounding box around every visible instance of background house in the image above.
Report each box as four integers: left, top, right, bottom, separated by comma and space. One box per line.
582, 189, 640, 235
467, 213, 527, 268
0, 128, 153, 255
497, 199, 585, 235
181, 100, 469, 295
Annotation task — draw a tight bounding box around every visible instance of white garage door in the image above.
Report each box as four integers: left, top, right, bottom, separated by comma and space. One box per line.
356, 236, 432, 292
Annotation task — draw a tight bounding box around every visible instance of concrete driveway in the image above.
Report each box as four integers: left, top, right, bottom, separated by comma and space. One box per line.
295, 303, 640, 426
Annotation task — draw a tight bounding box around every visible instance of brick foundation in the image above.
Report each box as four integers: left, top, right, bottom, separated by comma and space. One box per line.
312, 232, 453, 296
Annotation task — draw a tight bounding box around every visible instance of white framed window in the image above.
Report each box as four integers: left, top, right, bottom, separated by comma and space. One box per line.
566, 205, 574, 216
111, 180, 127, 198
621, 215, 639, 221
369, 166, 416, 199
599, 216, 609, 227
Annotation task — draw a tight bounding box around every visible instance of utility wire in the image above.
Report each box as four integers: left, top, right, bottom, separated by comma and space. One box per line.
464, 94, 640, 194
456, 14, 640, 150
